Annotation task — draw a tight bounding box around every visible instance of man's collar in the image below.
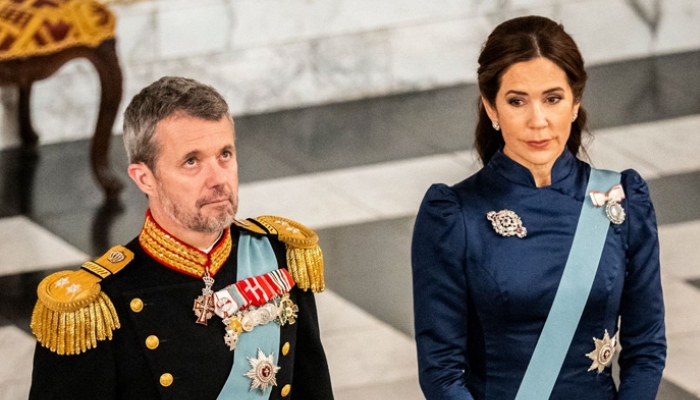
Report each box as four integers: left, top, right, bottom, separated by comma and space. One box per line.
138, 210, 232, 278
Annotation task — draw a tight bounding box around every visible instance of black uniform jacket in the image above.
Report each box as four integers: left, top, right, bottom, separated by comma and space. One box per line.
29, 227, 334, 400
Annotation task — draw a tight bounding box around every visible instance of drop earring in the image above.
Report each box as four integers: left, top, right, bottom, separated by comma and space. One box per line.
492, 120, 500, 131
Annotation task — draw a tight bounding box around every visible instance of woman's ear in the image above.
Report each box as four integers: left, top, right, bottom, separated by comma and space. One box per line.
481, 97, 499, 125
127, 163, 156, 197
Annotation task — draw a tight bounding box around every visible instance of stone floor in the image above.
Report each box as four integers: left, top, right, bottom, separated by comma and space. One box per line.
1, 50, 699, 399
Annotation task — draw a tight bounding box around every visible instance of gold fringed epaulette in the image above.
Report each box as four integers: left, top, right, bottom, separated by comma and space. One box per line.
30, 245, 133, 355
234, 216, 325, 293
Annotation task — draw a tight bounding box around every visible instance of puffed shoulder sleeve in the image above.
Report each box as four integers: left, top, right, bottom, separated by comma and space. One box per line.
617, 170, 666, 400
412, 184, 474, 400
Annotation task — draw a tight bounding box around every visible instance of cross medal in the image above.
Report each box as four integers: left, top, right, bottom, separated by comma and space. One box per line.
193, 268, 216, 325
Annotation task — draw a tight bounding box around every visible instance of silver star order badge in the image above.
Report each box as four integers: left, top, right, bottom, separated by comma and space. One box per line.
586, 329, 617, 373
244, 349, 281, 392
487, 210, 527, 238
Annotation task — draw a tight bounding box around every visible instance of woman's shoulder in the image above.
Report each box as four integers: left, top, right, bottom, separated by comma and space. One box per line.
421, 170, 485, 208
619, 168, 652, 204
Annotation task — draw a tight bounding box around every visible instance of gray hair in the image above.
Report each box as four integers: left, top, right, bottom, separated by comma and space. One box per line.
123, 76, 233, 172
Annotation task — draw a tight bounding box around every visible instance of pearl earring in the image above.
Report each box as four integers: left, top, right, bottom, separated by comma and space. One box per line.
572, 113, 578, 122
492, 121, 500, 131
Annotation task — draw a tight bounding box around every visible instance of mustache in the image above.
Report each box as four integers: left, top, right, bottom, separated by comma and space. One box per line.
196, 188, 234, 208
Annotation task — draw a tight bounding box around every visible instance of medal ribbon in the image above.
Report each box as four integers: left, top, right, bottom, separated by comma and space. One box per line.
213, 269, 295, 319
589, 184, 625, 207
217, 233, 281, 399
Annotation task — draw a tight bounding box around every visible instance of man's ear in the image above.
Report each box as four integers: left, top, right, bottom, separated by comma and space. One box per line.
127, 163, 157, 197
481, 97, 499, 125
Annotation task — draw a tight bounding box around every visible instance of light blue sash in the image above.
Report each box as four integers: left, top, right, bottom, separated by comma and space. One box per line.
514, 169, 620, 400
217, 233, 280, 399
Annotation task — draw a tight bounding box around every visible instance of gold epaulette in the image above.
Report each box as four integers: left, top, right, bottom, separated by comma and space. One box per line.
30, 246, 133, 355
234, 216, 325, 293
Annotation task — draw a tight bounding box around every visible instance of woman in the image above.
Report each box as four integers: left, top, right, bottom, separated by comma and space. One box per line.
411, 15, 666, 400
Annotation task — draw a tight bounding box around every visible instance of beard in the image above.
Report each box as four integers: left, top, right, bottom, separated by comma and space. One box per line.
158, 184, 237, 233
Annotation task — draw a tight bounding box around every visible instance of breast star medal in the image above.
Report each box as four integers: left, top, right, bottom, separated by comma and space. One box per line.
590, 184, 626, 225
586, 329, 617, 373
245, 349, 281, 392
193, 268, 216, 325
486, 210, 527, 238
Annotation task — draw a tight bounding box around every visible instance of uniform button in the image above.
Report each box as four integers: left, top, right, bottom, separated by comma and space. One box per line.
130, 298, 144, 313
160, 373, 173, 387
145, 335, 159, 350
281, 384, 291, 397
282, 342, 290, 356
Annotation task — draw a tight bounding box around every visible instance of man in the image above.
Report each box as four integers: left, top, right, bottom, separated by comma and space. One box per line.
29, 77, 334, 399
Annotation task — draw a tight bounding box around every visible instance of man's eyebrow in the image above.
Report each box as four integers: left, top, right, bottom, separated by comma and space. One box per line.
182, 150, 201, 160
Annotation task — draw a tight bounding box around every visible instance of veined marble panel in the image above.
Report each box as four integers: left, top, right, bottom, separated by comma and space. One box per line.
312, 32, 391, 103
558, 0, 659, 65
389, 17, 484, 92
29, 60, 101, 145
115, 9, 159, 64
157, 1, 233, 60
2, 0, 700, 149
208, 43, 315, 115
226, 0, 474, 50
656, 0, 700, 55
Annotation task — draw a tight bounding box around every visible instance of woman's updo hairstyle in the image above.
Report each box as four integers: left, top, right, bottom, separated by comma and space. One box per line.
475, 15, 588, 164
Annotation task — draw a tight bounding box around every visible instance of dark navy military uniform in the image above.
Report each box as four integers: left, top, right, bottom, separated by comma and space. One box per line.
412, 149, 666, 400
30, 219, 333, 400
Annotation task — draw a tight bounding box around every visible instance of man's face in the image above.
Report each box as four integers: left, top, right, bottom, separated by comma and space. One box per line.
148, 114, 238, 236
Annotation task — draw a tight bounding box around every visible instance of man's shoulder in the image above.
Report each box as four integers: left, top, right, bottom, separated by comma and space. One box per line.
234, 216, 325, 293
31, 245, 135, 356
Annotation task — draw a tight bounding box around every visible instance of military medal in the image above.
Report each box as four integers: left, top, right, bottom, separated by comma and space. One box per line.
222, 295, 298, 351
586, 329, 617, 373
590, 184, 626, 224
245, 349, 281, 392
277, 294, 299, 325
487, 210, 527, 238
193, 267, 216, 325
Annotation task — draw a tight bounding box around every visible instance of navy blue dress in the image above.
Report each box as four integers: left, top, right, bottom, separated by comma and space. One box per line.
411, 149, 666, 400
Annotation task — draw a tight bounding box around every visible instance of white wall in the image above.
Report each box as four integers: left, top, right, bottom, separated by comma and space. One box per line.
1, 0, 698, 149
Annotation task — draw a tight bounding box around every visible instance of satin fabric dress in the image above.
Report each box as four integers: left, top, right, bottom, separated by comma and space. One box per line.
411, 149, 666, 400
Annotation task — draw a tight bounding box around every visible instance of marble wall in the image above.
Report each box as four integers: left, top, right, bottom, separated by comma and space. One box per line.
1, 0, 698, 149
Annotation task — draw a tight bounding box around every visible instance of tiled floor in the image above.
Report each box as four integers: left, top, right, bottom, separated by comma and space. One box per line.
1, 50, 700, 399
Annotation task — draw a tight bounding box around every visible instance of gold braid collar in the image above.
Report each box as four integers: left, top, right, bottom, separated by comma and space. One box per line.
31, 245, 133, 355
138, 210, 232, 278
234, 216, 325, 293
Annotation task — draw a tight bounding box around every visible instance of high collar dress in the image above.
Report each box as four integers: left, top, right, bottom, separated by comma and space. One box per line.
411, 149, 666, 400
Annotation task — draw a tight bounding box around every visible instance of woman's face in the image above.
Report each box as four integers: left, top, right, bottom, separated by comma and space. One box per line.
483, 57, 580, 175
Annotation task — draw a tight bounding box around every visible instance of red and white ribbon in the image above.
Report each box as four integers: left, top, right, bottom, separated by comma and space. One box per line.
213, 268, 295, 319
589, 184, 625, 207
